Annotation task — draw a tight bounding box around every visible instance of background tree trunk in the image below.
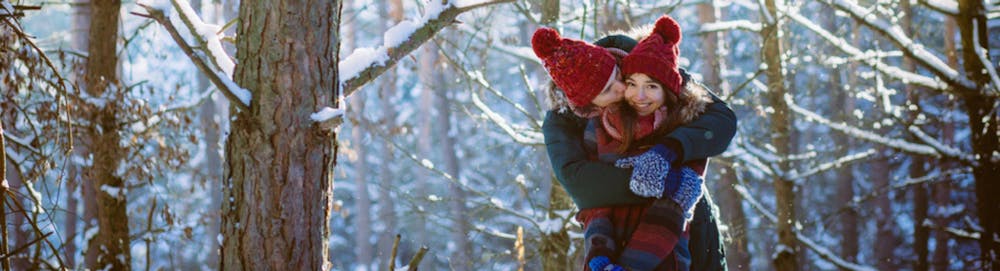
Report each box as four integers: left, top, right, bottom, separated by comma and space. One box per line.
84, 0, 129, 269
761, 1, 797, 270
900, 2, 930, 270
375, 0, 402, 266
956, 2, 1000, 268
65, 1, 91, 267
826, 11, 858, 265
932, 17, 959, 271
351, 84, 374, 268
220, 1, 341, 270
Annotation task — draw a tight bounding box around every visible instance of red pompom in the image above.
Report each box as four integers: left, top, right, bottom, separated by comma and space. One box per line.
531, 27, 561, 59
653, 15, 682, 45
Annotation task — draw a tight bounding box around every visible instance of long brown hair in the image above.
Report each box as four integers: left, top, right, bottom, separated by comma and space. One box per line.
617, 76, 685, 153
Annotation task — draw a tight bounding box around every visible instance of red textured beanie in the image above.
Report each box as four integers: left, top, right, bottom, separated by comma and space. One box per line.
622, 15, 683, 95
531, 28, 617, 108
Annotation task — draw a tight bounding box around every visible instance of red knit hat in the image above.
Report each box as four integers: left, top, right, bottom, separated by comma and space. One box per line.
531, 28, 617, 108
622, 15, 683, 95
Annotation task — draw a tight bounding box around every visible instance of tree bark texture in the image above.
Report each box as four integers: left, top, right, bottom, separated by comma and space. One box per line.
221, 1, 342, 270
761, 1, 797, 270
956, 2, 1000, 268
84, 0, 129, 269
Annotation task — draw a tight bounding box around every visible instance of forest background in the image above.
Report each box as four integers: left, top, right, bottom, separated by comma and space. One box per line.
1, 0, 998, 270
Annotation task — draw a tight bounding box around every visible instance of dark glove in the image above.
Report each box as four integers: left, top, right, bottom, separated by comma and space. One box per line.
666, 166, 705, 220
614, 144, 677, 198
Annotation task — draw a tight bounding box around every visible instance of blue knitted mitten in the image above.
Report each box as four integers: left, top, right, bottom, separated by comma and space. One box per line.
669, 167, 705, 221
615, 144, 677, 198
588, 256, 625, 271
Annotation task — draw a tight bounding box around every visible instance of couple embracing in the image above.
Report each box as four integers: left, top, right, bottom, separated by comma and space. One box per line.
536, 15, 737, 271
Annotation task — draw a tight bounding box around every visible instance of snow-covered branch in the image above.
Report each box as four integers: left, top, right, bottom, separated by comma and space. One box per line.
973, 20, 1000, 95
815, 0, 978, 94
170, 0, 234, 76
471, 91, 544, 146
919, 0, 958, 16
733, 185, 877, 271
698, 20, 761, 33
783, 7, 949, 92
907, 125, 975, 163
923, 219, 1000, 244
132, 4, 251, 111
340, 0, 515, 96
784, 93, 976, 163
789, 148, 876, 180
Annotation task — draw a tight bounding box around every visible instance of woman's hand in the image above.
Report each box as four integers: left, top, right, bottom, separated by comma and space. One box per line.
614, 144, 677, 198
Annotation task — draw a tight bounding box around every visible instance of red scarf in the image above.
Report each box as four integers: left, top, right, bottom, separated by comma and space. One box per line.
596, 106, 666, 161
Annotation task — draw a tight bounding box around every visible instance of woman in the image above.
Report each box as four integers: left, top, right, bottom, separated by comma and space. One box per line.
536, 20, 736, 271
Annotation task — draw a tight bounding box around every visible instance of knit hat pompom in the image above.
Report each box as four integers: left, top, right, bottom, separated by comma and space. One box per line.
531, 28, 617, 109
653, 16, 682, 45
531, 28, 561, 59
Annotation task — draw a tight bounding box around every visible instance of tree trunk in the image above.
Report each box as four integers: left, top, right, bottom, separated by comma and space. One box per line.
761, 1, 797, 270
956, 2, 1000, 268
932, 17, 959, 271
221, 1, 342, 270
415, 36, 436, 262
872, 152, 898, 270
433, 54, 472, 271
84, 0, 129, 269
351, 90, 374, 268
191, 0, 225, 268
825, 12, 859, 265
343, 4, 373, 268
900, 2, 930, 270
698, 3, 749, 270
67, 1, 91, 267
375, 0, 402, 265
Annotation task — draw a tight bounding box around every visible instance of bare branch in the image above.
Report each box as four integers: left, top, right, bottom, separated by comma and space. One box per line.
734, 185, 878, 271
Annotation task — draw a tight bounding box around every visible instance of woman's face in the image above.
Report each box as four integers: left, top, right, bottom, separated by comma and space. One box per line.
590, 67, 626, 108
625, 73, 665, 116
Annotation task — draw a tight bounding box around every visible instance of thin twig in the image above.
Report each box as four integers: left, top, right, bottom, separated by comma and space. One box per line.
389, 234, 400, 271
406, 246, 429, 271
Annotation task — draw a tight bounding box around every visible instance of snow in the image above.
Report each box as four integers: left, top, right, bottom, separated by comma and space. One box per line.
173, 0, 234, 76
309, 107, 344, 122
101, 184, 124, 198
1, 179, 7, 189
339, 47, 387, 85
216, 70, 251, 106
427, 194, 441, 202
700, 20, 762, 33
383, 21, 420, 48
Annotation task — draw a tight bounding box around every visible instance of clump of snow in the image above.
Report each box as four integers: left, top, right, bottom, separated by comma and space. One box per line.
309, 107, 344, 122
339, 47, 386, 84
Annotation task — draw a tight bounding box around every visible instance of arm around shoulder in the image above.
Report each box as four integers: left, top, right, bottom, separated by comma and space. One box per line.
542, 110, 649, 209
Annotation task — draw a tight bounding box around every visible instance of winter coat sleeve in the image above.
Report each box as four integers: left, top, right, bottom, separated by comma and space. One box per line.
662, 90, 738, 163
542, 109, 650, 209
